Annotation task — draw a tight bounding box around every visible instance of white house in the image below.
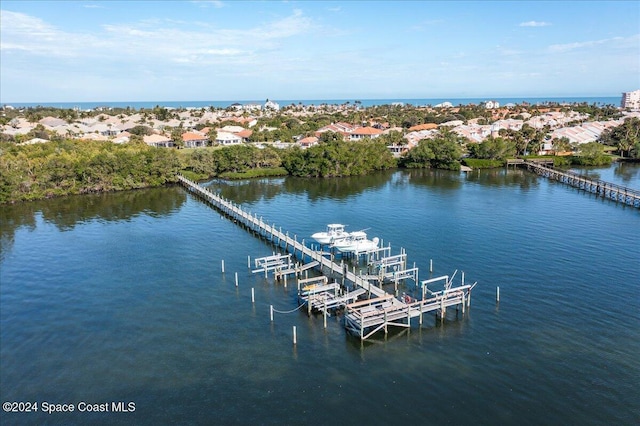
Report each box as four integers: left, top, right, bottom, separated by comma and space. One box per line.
242, 103, 262, 112
215, 131, 242, 146
264, 99, 280, 111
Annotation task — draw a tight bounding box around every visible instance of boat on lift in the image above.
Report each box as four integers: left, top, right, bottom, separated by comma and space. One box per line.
311, 224, 350, 245
331, 231, 379, 254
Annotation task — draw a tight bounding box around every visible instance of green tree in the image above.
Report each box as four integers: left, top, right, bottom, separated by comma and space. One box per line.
399, 140, 434, 168
171, 127, 184, 149
574, 142, 611, 166
207, 128, 218, 146
599, 117, 640, 158
552, 137, 572, 154
468, 137, 516, 160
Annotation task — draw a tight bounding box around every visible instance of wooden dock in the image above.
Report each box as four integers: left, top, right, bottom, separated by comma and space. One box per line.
509, 160, 640, 208
344, 285, 471, 340
177, 175, 475, 340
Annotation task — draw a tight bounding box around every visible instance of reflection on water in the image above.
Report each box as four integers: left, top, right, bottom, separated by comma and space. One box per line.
568, 162, 640, 190
613, 162, 640, 185
0, 186, 186, 260
1, 163, 639, 425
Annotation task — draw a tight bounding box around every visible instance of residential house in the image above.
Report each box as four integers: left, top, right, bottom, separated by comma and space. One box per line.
88, 123, 120, 137
39, 117, 67, 127
264, 100, 280, 111
144, 134, 173, 148
408, 123, 438, 132
349, 126, 383, 141
243, 103, 262, 112
297, 136, 319, 148
182, 131, 208, 148
220, 125, 246, 133
235, 129, 253, 143
215, 131, 242, 146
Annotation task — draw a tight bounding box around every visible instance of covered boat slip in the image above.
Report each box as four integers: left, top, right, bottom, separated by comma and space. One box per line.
296, 276, 367, 313
344, 284, 473, 341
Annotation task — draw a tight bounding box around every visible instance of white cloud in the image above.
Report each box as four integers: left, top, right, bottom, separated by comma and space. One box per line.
410, 19, 443, 32
548, 36, 625, 53
1, 9, 314, 62
519, 21, 551, 27
0, 10, 96, 57
190, 0, 224, 8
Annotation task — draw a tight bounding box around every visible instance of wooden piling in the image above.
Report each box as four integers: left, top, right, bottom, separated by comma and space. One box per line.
221, 259, 225, 273
251, 287, 255, 303
496, 286, 500, 302
323, 300, 327, 328
293, 326, 297, 345
270, 305, 274, 322
235, 272, 238, 287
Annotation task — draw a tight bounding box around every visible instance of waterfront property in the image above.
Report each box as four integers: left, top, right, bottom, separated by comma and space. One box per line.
2, 165, 639, 425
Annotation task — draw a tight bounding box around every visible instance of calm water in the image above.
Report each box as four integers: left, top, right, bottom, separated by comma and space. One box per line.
5, 96, 620, 110
1, 164, 639, 425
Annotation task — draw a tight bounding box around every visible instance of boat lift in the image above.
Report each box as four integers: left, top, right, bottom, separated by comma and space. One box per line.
252, 253, 292, 277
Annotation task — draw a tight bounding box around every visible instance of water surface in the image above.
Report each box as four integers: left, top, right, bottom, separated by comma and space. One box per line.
1, 165, 639, 425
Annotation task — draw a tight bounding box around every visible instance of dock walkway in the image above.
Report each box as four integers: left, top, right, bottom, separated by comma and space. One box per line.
509, 160, 640, 208
178, 175, 387, 295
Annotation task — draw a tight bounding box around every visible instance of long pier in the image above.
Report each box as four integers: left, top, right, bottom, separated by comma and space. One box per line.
177, 175, 474, 340
508, 160, 640, 208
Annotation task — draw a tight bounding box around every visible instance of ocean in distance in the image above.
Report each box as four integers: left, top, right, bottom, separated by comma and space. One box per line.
1, 164, 639, 425
4, 96, 621, 110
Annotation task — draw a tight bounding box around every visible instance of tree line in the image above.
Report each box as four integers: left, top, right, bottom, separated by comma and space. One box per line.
0, 140, 180, 203
2, 117, 638, 204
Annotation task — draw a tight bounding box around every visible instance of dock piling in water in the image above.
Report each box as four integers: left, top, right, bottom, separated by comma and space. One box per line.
510, 160, 640, 208
176, 174, 477, 341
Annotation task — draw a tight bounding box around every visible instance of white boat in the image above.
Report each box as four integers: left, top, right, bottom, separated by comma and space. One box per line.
311, 224, 350, 245
331, 231, 379, 253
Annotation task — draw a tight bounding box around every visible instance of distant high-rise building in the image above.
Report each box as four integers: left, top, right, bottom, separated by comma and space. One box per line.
620, 90, 640, 109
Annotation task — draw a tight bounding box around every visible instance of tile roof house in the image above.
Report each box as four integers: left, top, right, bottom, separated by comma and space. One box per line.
220, 125, 246, 133
408, 123, 438, 132
298, 136, 319, 148
144, 134, 173, 148
88, 123, 120, 137
234, 129, 253, 142
315, 122, 358, 138
182, 131, 208, 148
39, 117, 67, 127
349, 126, 383, 140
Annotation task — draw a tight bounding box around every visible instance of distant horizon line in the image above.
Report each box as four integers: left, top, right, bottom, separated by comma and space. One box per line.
1, 94, 623, 106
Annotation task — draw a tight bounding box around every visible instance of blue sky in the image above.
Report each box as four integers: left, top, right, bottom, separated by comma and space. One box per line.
1, 1, 639, 102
